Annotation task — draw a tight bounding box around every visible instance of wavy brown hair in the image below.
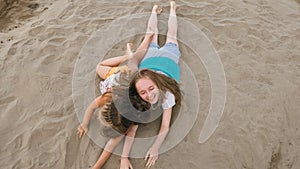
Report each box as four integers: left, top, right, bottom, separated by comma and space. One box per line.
98, 71, 142, 137
129, 69, 182, 110
99, 100, 134, 137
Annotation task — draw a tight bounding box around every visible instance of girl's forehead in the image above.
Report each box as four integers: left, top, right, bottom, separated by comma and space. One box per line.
136, 77, 157, 88
137, 76, 154, 83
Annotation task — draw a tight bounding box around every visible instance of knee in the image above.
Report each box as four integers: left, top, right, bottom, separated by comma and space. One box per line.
96, 63, 101, 73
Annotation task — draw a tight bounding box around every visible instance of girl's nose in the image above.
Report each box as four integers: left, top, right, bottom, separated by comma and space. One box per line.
146, 92, 150, 99
148, 92, 154, 99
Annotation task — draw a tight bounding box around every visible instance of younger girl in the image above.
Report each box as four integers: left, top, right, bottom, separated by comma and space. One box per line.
77, 31, 154, 169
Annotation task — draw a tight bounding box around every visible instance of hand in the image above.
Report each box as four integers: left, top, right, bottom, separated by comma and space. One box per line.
120, 157, 133, 169
77, 124, 88, 138
144, 147, 159, 168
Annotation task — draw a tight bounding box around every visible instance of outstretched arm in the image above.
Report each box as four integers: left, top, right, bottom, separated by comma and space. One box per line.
77, 97, 99, 138
145, 108, 172, 168
120, 125, 138, 169
93, 135, 124, 169
77, 92, 112, 138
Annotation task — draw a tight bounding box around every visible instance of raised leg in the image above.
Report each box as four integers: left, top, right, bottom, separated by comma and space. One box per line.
96, 43, 133, 79
127, 31, 154, 72
166, 1, 178, 45
146, 5, 161, 44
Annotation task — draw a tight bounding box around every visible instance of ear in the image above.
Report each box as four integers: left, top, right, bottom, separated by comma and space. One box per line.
97, 92, 112, 107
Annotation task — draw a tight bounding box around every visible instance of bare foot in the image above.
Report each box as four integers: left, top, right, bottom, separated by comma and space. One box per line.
152, 5, 162, 14
170, 1, 177, 11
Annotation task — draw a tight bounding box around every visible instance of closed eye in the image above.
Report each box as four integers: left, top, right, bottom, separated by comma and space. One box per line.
139, 91, 146, 95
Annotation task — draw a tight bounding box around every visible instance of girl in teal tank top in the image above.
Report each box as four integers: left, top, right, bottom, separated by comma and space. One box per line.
129, 2, 182, 168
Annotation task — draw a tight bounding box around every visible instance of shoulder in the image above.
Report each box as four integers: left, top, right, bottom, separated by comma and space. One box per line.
162, 91, 175, 110
164, 91, 175, 101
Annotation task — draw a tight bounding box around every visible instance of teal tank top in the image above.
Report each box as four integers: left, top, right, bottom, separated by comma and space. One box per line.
139, 57, 180, 82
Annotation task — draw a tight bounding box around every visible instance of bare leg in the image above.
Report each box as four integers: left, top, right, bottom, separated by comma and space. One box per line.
127, 31, 154, 72
166, 1, 178, 45
92, 135, 124, 169
146, 5, 161, 44
96, 43, 133, 79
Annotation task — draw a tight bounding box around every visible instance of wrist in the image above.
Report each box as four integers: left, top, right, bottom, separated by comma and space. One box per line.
81, 123, 88, 127
151, 145, 160, 150
121, 156, 129, 160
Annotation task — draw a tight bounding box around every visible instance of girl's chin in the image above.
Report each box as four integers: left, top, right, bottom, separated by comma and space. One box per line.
149, 98, 159, 104
149, 101, 156, 104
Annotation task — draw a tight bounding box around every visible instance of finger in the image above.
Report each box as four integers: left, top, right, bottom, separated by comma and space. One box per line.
144, 151, 150, 160
77, 129, 80, 136
149, 159, 156, 168
147, 161, 152, 169
80, 130, 85, 138
150, 159, 155, 167
145, 158, 150, 167
130, 164, 133, 169
145, 157, 152, 167
152, 157, 157, 166
152, 159, 156, 166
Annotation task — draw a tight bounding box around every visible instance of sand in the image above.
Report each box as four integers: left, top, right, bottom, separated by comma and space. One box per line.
0, 0, 300, 169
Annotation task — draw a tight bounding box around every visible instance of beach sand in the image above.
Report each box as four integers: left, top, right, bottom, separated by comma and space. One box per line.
1, 0, 300, 168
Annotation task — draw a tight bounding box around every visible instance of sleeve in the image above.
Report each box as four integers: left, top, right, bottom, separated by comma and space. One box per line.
162, 91, 175, 110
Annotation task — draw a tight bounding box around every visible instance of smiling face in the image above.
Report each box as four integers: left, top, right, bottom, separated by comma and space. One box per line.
135, 77, 160, 104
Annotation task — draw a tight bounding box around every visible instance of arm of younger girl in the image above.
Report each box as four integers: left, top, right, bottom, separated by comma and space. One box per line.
77, 92, 112, 138
120, 124, 138, 169
77, 97, 99, 138
93, 135, 124, 169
